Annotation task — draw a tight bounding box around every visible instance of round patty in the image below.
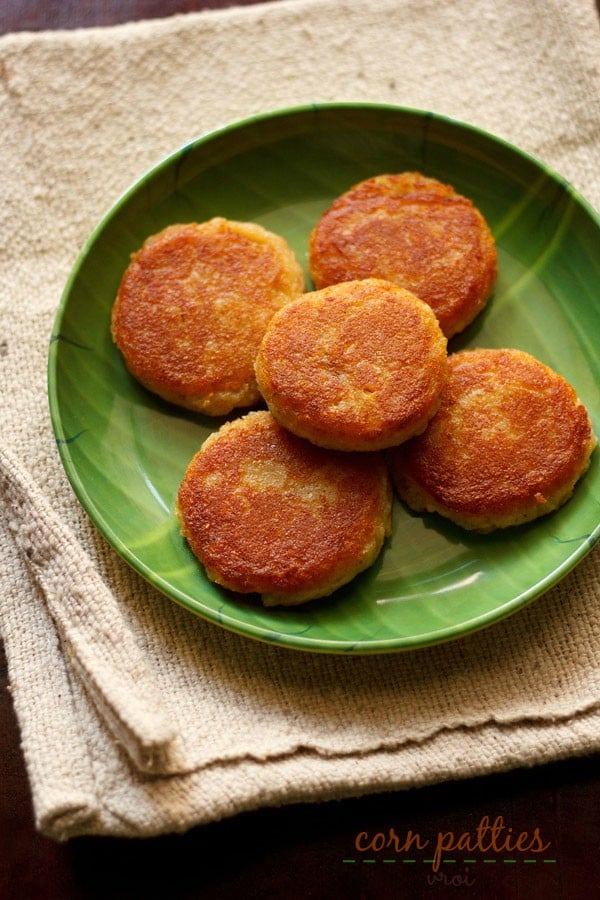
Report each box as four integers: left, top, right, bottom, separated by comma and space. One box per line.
111, 218, 305, 415
254, 278, 448, 451
177, 411, 393, 606
309, 172, 497, 338
389, 348, 597, 531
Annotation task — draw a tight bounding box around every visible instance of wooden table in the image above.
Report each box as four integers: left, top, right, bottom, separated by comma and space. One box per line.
1, 3, 599, 897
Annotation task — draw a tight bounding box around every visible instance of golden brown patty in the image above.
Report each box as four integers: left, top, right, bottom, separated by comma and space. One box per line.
177, 411, 392, 606
309, 172, 497, 338
389, 349, 597, 531
111, 218, 305, 415
254, 278, 448, 451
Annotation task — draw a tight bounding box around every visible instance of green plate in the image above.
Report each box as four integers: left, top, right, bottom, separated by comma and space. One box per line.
48, 103, 600, 654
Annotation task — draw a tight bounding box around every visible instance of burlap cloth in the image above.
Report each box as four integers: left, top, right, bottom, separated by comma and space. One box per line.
1, 0, 599, 841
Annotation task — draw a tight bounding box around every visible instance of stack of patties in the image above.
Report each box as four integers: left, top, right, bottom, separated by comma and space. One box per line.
177, 272, 450, 606
112, 173, 595, 607
306, 172, 595, 535
113, 217, 401, 606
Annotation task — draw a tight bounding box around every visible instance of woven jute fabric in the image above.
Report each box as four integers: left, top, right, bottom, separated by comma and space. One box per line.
1, 0, 598, 839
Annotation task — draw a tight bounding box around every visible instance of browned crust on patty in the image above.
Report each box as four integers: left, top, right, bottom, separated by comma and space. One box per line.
176, 411, 392, 605
309, 172, 497, 338
254, 278, 448, 451
389, 348, 597, 531
111, 218, 305, 415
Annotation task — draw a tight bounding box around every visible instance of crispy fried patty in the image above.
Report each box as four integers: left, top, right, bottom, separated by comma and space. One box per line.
254, 278, 448, 451
111, 218, 305, 415
389, 348, 597, 531
177, 411, 392, 605
309, 172, 497, 338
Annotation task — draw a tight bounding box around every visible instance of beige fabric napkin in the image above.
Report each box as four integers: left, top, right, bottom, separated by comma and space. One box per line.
1, 0, 599, 840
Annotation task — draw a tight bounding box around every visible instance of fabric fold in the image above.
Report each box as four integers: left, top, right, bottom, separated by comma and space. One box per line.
0, 449, 178, 773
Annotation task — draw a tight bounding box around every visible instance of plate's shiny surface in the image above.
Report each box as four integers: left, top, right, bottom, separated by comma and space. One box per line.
48, 104, 600, 653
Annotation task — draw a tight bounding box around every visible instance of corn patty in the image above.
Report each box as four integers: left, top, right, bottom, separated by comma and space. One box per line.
255, 278, 448, 451
389, 348, 596, 531
309, 172, 497, 338
177, 411, 392, 605
112, 218, 305, 415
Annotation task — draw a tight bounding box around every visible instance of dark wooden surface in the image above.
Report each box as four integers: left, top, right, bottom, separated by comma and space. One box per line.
0, 0, 279, 32
2, 2, 599, 898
